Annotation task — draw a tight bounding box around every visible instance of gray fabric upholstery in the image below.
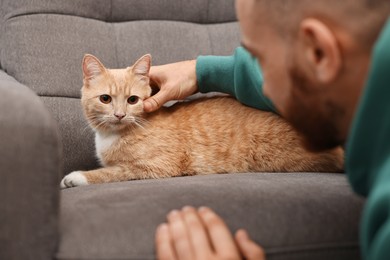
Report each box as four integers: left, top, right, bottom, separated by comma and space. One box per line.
1, 0, 239, 173
2, 16, 239, 98
1, 0, 235, 24
0, 70, 62, 260
41, 96, 98, 174
0, 0, 365, 259
58, 173, 364, 260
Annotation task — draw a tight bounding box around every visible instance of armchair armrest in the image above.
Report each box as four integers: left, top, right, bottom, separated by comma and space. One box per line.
0, 70, 62, 260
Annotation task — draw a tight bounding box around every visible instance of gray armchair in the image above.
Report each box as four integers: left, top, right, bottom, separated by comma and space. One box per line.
0, 0, 364, 259
0, 70, 61, 260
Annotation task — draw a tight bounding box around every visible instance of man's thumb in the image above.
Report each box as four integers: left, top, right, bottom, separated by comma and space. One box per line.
144, 92, 166, 113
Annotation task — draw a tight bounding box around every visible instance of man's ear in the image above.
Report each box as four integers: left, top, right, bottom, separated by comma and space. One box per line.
82, 54, 106, 81
299, 19, 342, 84
132, 54, 152, 77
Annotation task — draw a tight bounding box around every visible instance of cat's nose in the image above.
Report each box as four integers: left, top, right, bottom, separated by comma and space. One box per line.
114, 113, 126, 120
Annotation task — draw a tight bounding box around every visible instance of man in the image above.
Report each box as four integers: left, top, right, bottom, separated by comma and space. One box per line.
150, 0, 390, 259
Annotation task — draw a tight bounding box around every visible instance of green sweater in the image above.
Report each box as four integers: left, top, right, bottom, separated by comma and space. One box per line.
197, 47, 277, 113
196, 18, 390, 260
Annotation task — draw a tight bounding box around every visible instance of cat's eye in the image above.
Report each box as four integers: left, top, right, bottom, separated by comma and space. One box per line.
99, 95, 112, 104
127, 96, 139, 105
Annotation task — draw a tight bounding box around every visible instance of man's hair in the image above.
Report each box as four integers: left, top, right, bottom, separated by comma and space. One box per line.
256, 0, 390, 48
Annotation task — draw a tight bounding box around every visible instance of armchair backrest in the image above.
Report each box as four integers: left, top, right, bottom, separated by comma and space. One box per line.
0, 0, 240, 174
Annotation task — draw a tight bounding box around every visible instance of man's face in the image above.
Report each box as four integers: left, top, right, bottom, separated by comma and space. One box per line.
236, 0, 345, 151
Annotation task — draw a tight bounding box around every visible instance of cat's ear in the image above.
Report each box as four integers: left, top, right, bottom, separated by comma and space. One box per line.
132, 54, 151, 77
82, 54, 106, 80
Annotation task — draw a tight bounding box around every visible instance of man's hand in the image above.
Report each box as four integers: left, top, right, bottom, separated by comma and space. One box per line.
155, 206, 265, 260
144, 60, 198, 113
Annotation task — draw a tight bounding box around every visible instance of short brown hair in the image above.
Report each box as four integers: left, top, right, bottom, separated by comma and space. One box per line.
256, 0, 390, 48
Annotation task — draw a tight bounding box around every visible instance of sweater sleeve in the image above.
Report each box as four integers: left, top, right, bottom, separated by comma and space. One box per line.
196, 47, 277, 113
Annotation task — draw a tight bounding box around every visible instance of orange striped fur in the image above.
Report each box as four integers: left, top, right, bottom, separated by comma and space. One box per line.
60, 54, 344, 188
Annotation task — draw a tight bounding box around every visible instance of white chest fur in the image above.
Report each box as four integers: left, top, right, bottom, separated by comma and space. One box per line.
95, 132, 120, 166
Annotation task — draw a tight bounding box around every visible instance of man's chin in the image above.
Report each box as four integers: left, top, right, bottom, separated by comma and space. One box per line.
285, 65, 345, 152
299, 133, 343, 152
285, 111, 345, 152
285, 114, 343, 152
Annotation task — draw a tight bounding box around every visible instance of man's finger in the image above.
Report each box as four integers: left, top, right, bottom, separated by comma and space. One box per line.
167, 210, 195, 260
235, 229, 266, 260
182, 206, 213, 259
149, 65, 163, 83
155, 223, 177, 260
198, 207, 240, 258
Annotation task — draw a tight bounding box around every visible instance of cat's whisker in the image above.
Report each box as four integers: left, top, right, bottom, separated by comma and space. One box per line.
128, 122, 137, 133
136, 117, 150, 125
136, 116, 150, 125
81, 124, 92, 135
91, 119, 108, 131
90, 117, 102, 125
133, 121, 146, 130
133, 116, 151, 131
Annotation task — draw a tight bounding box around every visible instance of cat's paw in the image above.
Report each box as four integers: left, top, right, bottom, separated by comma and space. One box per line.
60, 171, 89, 189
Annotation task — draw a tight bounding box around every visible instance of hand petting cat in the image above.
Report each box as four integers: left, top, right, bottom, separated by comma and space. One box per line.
155, 207, 265, 260
145, 60, 198, 112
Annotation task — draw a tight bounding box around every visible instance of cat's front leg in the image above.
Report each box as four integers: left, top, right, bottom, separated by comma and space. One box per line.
60, 171, 88, 189
60, 166, 140, 189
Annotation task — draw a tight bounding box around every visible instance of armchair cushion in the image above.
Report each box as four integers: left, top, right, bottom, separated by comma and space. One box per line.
58, 173, 364, 260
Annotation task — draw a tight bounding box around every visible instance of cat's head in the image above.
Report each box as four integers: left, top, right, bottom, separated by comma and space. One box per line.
81, 54, 152, 133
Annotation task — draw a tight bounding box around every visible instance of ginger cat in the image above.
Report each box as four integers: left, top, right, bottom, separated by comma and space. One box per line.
60, 54, 344, 188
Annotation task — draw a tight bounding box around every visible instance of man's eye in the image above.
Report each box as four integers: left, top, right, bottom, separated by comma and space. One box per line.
99, 95, 112, 104
127, 96, 139, 105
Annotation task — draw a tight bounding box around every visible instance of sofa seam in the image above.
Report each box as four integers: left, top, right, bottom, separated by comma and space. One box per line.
40, 95, 80, 100
4, 12, 236, 25
266, 241, 360, 255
